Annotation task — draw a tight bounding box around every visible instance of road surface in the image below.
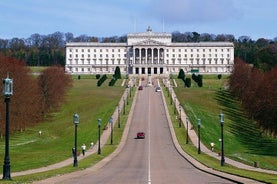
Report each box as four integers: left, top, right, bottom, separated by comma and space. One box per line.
60, 80, 235, 184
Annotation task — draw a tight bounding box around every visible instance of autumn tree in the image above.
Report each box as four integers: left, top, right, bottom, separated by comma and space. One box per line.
38, 66, 72, 115
229, 58, 277, 135
0, 54, 42, 134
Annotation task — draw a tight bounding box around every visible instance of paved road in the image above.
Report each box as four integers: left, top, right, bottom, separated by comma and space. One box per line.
60, 80, 234, 184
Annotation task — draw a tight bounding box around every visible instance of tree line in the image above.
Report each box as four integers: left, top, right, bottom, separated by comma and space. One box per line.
229, 58, 277, 136
0, 54, 72, 135
0, 31, 276, 71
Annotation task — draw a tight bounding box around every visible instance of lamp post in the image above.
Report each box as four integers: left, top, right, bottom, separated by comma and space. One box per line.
174, 97, 176, 114
123, 97, 126, 115
2, 76, 13, 180
109, 117, 113, 145
126, 89, 129, 105
98, 118, 102, 154
186, 117, 189, 144
73, 113, 79, 167
219, 113, 225, 166
170, 89, 172, 105
197, 118, 201, 154
179, 104, 181, 127
118, 104, 120, 128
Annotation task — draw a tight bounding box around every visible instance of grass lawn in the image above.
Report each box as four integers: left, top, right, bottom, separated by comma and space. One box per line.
167, 74, 277, 183
0, 75, 126, 172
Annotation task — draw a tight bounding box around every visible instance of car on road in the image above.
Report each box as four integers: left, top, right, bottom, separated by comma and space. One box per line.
155, 86, 161, 92
138, 86, 143, 90
136, 132, 145, 139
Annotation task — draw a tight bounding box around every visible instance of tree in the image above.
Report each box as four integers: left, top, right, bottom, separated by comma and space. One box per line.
0, 54, 42, 133
38, 66, 72, 114
178, 69, 185, 80
114, 66, 121, 79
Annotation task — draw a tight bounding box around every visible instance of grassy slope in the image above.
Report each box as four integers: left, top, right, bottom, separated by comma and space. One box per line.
0, 76, 125, 172
174, 75, 277, 170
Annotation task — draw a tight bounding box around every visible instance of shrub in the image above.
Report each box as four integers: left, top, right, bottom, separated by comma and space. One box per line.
185, 78, 191, 88
97, 74, 107, 86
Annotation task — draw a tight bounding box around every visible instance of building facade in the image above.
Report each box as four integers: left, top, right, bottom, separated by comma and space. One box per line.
65, 27, 234, 76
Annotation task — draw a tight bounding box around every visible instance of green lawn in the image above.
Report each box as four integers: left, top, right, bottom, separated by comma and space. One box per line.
168, 75, 277, 183
0, 76, 126, 172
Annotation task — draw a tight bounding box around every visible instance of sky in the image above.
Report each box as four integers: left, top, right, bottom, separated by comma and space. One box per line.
0, 0, 276, 40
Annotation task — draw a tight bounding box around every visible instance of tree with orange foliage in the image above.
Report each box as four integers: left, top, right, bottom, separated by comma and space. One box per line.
229, 58, 277, 135
37, 66, 72, 115
0, 54, 42, 134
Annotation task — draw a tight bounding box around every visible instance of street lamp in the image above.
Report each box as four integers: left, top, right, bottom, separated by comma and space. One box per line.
186, 117, 189, 144
179, 104, 181, 127
109, 117, 113, 145
98, 118, 102, 154
123, 97, 126, 115
126, 89, 129, 105
73, 113, 79, 167
219, 113, 225, 166
170, 89, 172, 105
174, 97, 176, 114
118, 104, 120, 128
198, 118, 201, 154
2, 76, 13, 180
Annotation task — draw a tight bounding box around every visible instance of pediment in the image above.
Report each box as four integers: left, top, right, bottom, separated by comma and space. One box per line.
133, 39, 165, 46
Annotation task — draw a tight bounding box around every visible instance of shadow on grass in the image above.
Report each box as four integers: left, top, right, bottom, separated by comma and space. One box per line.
215, 89, 277, 156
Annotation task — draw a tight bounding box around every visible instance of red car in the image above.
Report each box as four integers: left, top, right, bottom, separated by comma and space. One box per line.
137, 132, 145, 139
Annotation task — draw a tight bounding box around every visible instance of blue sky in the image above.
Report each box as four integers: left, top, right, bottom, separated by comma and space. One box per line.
0, 0, 276, 40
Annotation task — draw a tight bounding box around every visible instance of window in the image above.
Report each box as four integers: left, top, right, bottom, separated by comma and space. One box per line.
82, 49, 84, 52
88, 49, 90, 52
75, 54, 78, 57
75, 49, 78, 52
88, 54, 90, 57
100, 49, 102, 52
69, 49, 72, 52
69, 54, 72, 58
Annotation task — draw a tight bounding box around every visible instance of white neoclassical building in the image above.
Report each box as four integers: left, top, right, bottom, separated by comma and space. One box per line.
65, 27, 234, 76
